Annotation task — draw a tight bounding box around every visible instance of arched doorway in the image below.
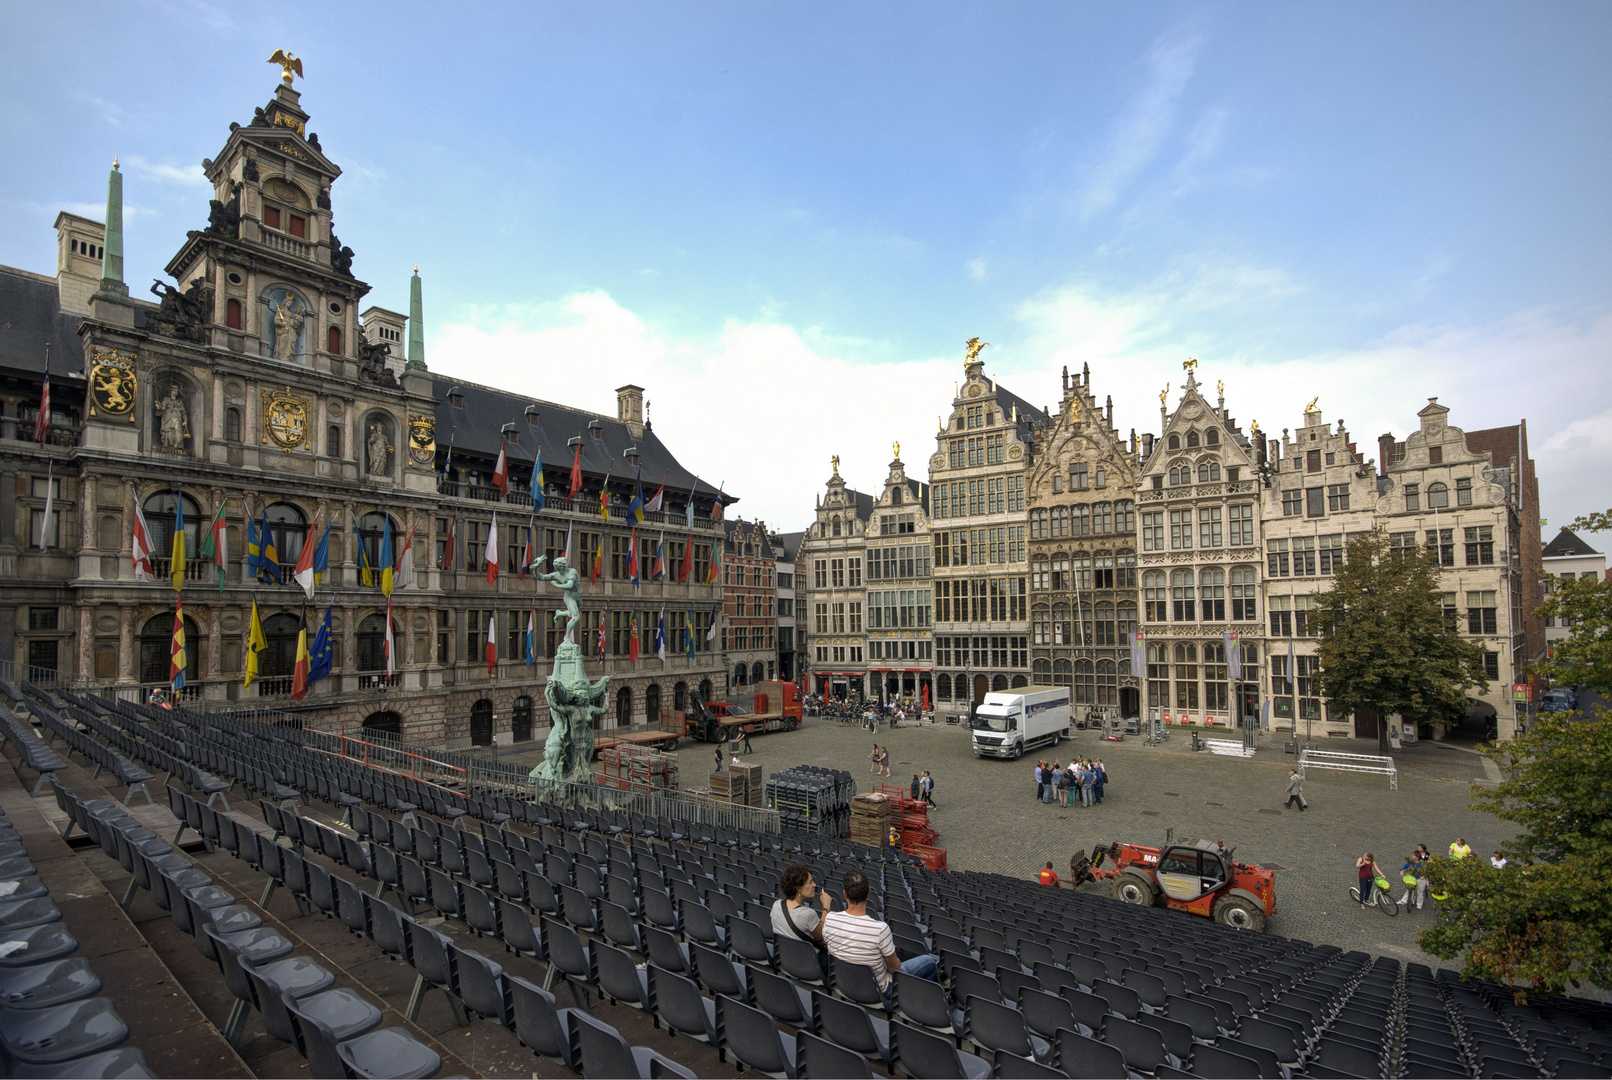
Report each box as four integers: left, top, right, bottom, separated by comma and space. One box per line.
363, 711, 401, 740
972, 675, 987, 704
261, 614, 301, 682
615, 687, 632, 727
992, 674, 1009, 692
734, 663, 748, 688
1010, 675, 1028, 688
751, 661, 764, 685
644, 684, 661, 727
673, 682, 687, 711
1120, 686, 1141, 718
470, 699, 493, 746
512, 695, 533, 742
139, 612, 200, 686
698, 678, 712, 702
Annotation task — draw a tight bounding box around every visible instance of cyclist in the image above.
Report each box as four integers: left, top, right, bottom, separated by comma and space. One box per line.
1356, 852, 1384, 910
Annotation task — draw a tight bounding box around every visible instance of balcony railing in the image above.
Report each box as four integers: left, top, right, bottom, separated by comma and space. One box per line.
255, 676, 294, 697
358, 672, 400, 690
150, 557, 212, 583
260, 230, 310, 260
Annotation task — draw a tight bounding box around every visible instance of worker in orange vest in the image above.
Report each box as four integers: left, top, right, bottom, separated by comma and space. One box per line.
1038, 862, 1061, 888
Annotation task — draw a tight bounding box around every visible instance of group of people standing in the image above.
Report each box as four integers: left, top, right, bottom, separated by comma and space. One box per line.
1354, 837, 1499, 912
1033, 758, 1106, 807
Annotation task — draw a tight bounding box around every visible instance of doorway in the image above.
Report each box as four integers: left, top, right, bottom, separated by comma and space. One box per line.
1354, 708, 1379, 739
470, 699, 493, 746
512, 696, 533, 742
973, 675, 988, 704
363, 711, 402, 740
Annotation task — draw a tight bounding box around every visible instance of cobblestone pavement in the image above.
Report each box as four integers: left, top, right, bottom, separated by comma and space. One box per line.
719, 717, 1513, 968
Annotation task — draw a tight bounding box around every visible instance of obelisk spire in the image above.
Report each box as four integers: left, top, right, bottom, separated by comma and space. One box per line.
406, 265, 426, 369
99, 159, 126, 295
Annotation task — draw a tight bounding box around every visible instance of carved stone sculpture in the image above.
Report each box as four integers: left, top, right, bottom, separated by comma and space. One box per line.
271, 296, 304, 361
356, 338, 396, 387
367, 423, 392, 475
207, 194, 240, 238
155, 386, 188, 449
330, 232, 355, 277
147, 279, 214, 344
529, 558, 610, 786
532, 556, 582, 642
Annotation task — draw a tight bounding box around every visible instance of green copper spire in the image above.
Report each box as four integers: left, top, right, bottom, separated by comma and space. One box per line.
99, 158, 126, 295
406, 265, 426, 369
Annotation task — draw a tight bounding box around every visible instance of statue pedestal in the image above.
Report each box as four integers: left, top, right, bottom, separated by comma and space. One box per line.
530, 640, 609, 787
552, 641, 585, 685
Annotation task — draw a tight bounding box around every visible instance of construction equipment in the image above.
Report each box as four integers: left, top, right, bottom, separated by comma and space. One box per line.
1071, 838, 1276, 932
661, 681, 803, 744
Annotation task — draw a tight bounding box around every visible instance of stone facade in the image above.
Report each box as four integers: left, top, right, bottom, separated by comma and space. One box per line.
772, 530, 801, 682
721, 518, 778, 690
863, 452, 933, 705
800, 466, 871, 699
1026, 363, 1141, 720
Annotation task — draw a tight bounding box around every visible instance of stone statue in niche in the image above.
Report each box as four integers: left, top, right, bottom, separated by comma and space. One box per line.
356, 338, 397, 388
367, 423, 392, 475
244, 158, 259, 182
271, 295, 305, 362
155, 386, 189, 449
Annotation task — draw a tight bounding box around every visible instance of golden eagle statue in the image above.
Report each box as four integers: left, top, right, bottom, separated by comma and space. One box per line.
269, 50, 303, 84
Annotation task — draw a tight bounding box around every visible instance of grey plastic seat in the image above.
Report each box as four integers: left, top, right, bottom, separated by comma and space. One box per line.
246, 962, 379, 1047
0, 898, 61, 932
1187, 1042, 1266, 1079
403, 920, 468, 1026
508, 974, 579, 1072
797, 1030, 876, 1079
967, 995, 1051, 1064
285, 995, 442, 1080
594, 940, 650, 1012
7, 1046, 154, 1078
1054, 1028, 1127, 1079
1019, 988, 1078, 1040
691, 941, 749, 1004
718, 993, 798, 1078
539, 916, 594, 1006
452, 945, 511, 1027
647, 965, 720, 1050
0, 958, 100, 1010
993, 1047, 1072, 1078
1103, 1015, 1179, 1073
889, 1018, 992, 1079
0, 924, 79, 968
814, 990, 893, 1066
570, 1008, 696, 1079
0, 996, 129, 1065
206, 926, 332, 1044
497, 899, 541, 959
894, 969, 961, 1036
751, 966, 814, 1027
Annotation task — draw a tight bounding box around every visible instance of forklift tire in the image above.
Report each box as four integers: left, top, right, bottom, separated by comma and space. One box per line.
1212, 895, 1266, 932
1111, 873, 1156, 907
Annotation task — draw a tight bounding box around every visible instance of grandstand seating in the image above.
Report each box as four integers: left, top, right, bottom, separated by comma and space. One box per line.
3, 678, 1611, 1079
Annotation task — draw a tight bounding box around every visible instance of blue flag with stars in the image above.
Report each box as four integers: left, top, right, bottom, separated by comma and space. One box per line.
307, 605, 334, 686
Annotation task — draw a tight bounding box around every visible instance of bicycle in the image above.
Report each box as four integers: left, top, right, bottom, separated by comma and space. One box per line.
1349, 877, 1399, 917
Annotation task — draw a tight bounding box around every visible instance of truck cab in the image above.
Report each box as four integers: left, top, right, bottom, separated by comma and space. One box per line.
971, 686, 1070, 759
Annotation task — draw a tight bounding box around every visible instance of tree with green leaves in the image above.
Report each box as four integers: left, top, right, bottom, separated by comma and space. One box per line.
1535, 509, 1612, 695
1418, 710, 1612, 995
1314, 531, 1490, 753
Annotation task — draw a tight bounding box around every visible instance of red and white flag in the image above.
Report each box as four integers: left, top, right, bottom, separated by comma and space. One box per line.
384, 598, 396, 676
292, 509, 319, 598
33, 354, 50, 445
492, 440, 509, 496
596, 614, 607, 660
484, 511, 499, 585
131, 502, 156, 581
486, 610, 497, 675
645, 480, 664, 514
395, 524, 415, 587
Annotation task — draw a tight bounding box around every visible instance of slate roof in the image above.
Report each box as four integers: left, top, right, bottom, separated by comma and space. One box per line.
1544, 528, 1600, 559
433, 376, 733, 512
0, 267, 87, 377
772, 530, 805, 563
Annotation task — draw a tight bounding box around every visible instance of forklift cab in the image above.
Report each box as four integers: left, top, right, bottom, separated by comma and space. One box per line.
1155, 843, 1231, 902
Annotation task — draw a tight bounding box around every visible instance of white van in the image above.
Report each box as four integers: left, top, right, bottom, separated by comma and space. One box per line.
971, 686, 1071, 759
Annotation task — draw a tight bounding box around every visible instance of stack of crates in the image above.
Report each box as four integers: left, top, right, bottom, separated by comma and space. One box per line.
601, 745, 680, 793
733, 762, 764, 806
763, 765, 854, 836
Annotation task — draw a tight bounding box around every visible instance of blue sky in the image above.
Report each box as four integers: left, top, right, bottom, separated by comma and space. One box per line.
3, 3, 1609, 533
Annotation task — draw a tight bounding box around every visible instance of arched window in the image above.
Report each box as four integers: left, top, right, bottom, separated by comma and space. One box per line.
735, 663, 749, 687
673, 682, 687, 711
1173, 642, 1199, 710
952, 674, 969, 701
142, 491, 202, 581
937, 678, 953, 701
1096, 659, 1118, 706
831, 518, 842, 537
1115, 500, 1135, 534
327, 425, 342, 457
1143, 570, 1167, 622
261, 613, 301, 680
225, 407, 242, 442
1205, 428, 1220, 446
327, 326, 343, 355
470, 699, 494, 746
512, 695, 533, 742
1170, 568, 1196, 621
265, 503, 308, 569
1231, 565, 1258, 621
1029, 508, 1048, 539
1032, 658, 1051, 680
615, 687, 632, 727
1186, 430, 1201, 448
1197, 459, 1221, 483
1167, 434, 1180, 450
1169, 462, 1190, 486
363, 711, 401, 738
1010, 675, 1028, 688
1095, 602, 1115, 645
1032, 606, 1050, 645
1200, 567, 1226, 621
1052, 658, 1072, 683
1428, 482, 1449, 509
1031, 559, 1049, 591
698, 678, 712, 701
751, 661, 764, 684
357, 613, 398, 671
644, 685, 661, 726
1072, 504, 1091, 537
1093, 502, 1112, 535
139, 612, 200, 685
1052, 603, 1071, 646
991, 674, 1008, 692
356, 512, 400, 585
1074, 659, 1095, 705
1117, 601, 1137, 639
225, 297, 243, 330
1051, 507, 1068, 538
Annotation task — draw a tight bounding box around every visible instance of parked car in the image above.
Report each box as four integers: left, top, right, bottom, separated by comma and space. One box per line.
1540, 689, 1577, 714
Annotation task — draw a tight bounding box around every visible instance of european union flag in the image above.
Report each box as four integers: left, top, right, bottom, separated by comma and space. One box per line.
307, 605, 334, 686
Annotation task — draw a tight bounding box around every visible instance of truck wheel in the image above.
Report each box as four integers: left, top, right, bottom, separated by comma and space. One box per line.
1011, 742, 1023, 760
706, 727, 724, 744
1111, 873, 1155, 907
1212, 895, 1266, 932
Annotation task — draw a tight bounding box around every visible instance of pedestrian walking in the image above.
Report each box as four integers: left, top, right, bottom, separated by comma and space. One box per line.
1356, 852, 1384, 908
1285, 770, 1307, 811
919, 770, 936, 808
910, 773, 921, 801
713, 747, 723, 772
1449, 837, 1473, 860
740, 726, 753, 754
1399, 851, 1429, 910
879, 746, 891, 777
870, 744, 881, 775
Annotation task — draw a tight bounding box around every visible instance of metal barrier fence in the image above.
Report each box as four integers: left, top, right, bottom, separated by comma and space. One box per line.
521, 773, 781, 835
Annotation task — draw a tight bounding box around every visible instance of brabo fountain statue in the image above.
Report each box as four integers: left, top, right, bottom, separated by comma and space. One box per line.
529, 556, 610, 786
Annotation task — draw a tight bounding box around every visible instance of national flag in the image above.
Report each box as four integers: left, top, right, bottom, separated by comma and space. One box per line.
706, 603, 719, 642
567, 441, 583, 499
197, 500, 227, 590
356, 519, 374, 587
524, 604, 536, 668
492, 440, 509, 496
308, 605, 334, 687
708, 538, 722, 584
519, 527, 531, 579
486, 610, 497, 675
291, 624, 310, 701
590, 535, 602, 583
484, 510, 499, 585
679, 535, 693, 583
1287, 637, 1296, 692
393, 523, 413, 587
629, 616, 640, 664
563, 519, 573, 566
131, 502, 156, 581
712, 483, 725, 521
438, 441, 453, 488
685, 481, 698, 530
656, 612, 667, 662
244, 599, 265, 687
169, 494, 187, 592
630, 468, 646, 523
1225, 630, 1243, 682
599, 469, 611, 520
645, 479, 664, 514
251, 508, 281, 583
685, 610, 697, 660
312, 519, 332, 588
440, 518, 455, 571
380, 514, 396, 596
385, 598, 397, 676
33, 349, 50, 445
595, 615, 606, 660
652, 533, 666, 581
293, 509, 319, 598
529, 450, 545, 511
38, 463, 53, 550
628, 527, 640, 588
169, 597, 187, 691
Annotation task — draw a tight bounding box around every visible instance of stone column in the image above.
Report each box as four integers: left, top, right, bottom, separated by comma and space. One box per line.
341, 605, 357, 686
403, 606, 417, 667
342, 500, 356, 575
80, 475, 97, 552
117, 605, 135, 683
211, 376, 225, 441
118, 479, 135, 578
206, 604, 222, 682
76, 605, 94, 681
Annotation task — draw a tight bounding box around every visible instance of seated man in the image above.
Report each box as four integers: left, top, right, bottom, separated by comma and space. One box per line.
822, 869, 937, 1004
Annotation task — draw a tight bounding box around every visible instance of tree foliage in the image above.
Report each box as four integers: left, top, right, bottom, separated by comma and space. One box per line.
1314, 531, 1490, 752
1536, 507, 1612, 694
1419, 710, 1612, 994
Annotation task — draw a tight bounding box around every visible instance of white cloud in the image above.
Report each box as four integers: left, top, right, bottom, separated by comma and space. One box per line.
122, 155, 210, 189
429, 292, 954, 530
966, 258, 988, 282
1078, 25, 1203, 220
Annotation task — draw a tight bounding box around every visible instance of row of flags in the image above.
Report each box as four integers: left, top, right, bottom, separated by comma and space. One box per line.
486, 435, 725, 526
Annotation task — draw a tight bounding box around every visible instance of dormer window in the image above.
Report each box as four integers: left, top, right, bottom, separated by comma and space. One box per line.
524, 405, 540, 426
1205, 429, 1219, 446
447, 386, 464, 408
1186, 430, 1200, 448
261, 205, 306, 238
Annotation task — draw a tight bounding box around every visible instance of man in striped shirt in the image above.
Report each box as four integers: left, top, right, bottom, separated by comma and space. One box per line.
821, 869, 937, 1004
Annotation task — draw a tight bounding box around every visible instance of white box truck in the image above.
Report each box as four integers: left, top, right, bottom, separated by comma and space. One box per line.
971, 685, 1071, 759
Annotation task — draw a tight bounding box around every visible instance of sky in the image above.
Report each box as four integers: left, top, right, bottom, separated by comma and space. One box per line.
2, 2, 1609, 535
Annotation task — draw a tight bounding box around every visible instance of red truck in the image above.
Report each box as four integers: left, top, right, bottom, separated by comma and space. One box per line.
1072, 838, 1277, 932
